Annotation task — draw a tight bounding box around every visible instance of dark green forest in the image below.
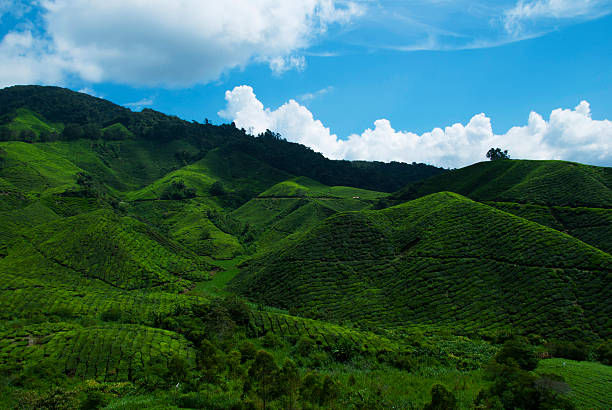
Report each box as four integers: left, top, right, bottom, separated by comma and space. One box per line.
0, 86, 610, 409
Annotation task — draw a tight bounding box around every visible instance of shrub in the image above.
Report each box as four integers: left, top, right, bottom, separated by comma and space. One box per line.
238, 341, 257, 363
295, 335, 316, 357
101, 305, 122, 322
247, 351, 279, 409
425, 384, 457, 410
546, 340, 589, 361
494, 336, 538, 371
299, 372, 340, 407
262, 331, 283, 348
80, 390, 108, 410
329, 337, 358, 362
223, 295, 251, 327
161, 180, 196, 200
596, 340, 612, 365
209, 181, 226, 196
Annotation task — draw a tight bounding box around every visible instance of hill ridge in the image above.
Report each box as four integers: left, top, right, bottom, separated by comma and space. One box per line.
230, 192, 612, 339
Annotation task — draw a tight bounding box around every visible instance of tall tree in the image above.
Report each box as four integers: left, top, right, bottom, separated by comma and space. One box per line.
248, 350, 279, 409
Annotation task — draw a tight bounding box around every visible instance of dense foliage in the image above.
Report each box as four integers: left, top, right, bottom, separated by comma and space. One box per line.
486, 147, 510, 161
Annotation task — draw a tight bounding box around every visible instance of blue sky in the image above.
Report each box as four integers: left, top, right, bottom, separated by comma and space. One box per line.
1, 0, 611, 167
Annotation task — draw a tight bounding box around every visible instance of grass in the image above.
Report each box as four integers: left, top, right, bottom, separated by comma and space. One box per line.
191, 258, 243, 296
333, 367, 487, 409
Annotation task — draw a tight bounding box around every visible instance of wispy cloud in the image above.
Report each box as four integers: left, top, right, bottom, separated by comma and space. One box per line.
303, 51, 341, 57
298, 86, 334, 102
504, 0, 612, 37
78, 87, 101, 98
332, 0, 612, 52
124, 97, 154, 110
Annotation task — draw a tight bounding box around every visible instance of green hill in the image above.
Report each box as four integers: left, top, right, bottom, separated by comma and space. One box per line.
0, 85, 608, 409
231, 177, 385, 251
390, 159, 612, 257
1, 209, 208, 290
392, 159, 612, 208
258, 176, 386, 200
230, 192, 612, 339
487, 202, 612, 255
1, 85, 444, 193
0, 141, 83, 194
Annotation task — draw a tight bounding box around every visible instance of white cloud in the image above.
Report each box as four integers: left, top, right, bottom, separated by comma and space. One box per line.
0, 30, 70, 88
0, 0, 33, 20
328, 1, 612, 52
219, 85, 341, 155
298, 86, 334, 102
77, 87, 101, 98
123, 97, 155, 111
504, 0, 611, 36
0, 0, 362, 88
219, 85, 612, 168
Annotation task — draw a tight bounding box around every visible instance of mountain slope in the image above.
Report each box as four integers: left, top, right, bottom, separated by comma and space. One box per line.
1, 85, 445, 194
392, 160, 612, 208
231, 176, 385, 251
1, 209, 208, 290
230, 192, 612, 339
0, 141, 83, 194
487, 202, 612, 255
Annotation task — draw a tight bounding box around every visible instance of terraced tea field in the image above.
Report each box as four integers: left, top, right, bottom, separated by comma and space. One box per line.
231, 192, 612, 339
393, 159, 612, 208
538, 358, 612, 409
0, 323, 195, 382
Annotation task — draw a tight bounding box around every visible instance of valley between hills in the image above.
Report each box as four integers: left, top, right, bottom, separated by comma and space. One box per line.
0, 85, 610, 409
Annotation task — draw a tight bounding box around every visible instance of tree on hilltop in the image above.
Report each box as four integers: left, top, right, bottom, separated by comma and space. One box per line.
486, 147, 510, 161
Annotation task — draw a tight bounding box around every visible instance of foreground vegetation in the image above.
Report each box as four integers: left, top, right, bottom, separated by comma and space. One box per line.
0, 85, 610, 408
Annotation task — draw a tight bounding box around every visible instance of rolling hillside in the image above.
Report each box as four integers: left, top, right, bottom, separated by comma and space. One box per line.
232, 177, 386, 251
392, 159, 612, 208
0, 85, 444, 193
230, 192, 612, 339
0, 85, 609, 409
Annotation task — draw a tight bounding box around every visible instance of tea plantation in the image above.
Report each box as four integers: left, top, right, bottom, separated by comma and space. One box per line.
392, 159, 612, 207
0, 85, 610, 409
230, 192, 612, 340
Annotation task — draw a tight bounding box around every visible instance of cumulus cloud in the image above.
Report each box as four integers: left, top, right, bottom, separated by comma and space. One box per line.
219, 85, 612, 168
0, 30, 70, 88
0, 0, 362, 87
